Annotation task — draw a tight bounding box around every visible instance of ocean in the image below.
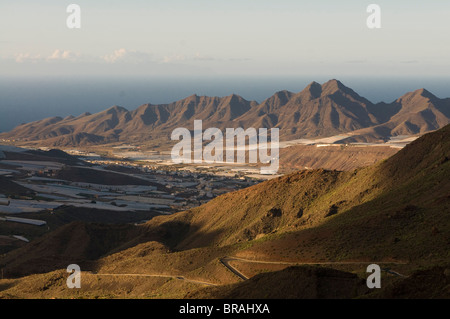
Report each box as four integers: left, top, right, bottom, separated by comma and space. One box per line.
0, 75, 448, 133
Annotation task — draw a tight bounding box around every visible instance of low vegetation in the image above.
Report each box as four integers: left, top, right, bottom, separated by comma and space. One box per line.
1, 124, 449, 298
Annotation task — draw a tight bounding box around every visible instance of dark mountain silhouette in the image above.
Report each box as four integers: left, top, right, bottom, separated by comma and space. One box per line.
237, 79, 379, 139
345, 88, 450, 142
1, 80, 449, 146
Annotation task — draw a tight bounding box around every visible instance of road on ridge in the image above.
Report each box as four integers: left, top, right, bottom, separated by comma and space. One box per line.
219, 256, 408, 280
220, 257, 249, 280
85, 272, 217, 286
83, 258, 407, 287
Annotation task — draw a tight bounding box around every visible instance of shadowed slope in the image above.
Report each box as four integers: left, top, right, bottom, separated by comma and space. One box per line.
1, 125, 449, 298
2, 80, 449, 147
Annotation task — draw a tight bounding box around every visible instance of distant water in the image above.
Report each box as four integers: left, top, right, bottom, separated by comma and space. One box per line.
0, 76, 449, 132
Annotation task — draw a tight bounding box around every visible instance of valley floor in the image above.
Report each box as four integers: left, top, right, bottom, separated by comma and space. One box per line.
0, 127, 448, 299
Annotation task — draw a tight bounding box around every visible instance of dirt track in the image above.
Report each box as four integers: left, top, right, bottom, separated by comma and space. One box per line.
85, 272, 217, 286
219, 256, 408, 280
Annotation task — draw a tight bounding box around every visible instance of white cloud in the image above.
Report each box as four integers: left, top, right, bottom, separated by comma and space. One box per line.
14, 50, 81, 63
162, 54, 186, 64
102, 49, 154, 64
102, 48, 128, 63
47, 49, 79, 61
14, 53, 41, 63
12, 49, 219, 66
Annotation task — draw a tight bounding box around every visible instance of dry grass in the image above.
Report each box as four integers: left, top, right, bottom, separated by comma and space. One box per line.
1, 125, 449, 298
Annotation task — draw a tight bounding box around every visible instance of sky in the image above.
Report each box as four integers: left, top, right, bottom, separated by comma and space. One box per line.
1, 0, 450, 77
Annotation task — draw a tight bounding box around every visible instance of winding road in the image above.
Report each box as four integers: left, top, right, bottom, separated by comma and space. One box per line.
220, 257, 249, 280
218, 256, 408, 280
85, 272, 217, 286
82, 257, 407, 288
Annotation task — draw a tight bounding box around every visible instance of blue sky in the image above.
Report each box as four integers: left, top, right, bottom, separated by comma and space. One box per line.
1, 0, 449, 77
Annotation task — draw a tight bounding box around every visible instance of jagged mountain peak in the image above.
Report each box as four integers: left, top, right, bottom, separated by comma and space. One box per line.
321, 79, 357, 96
303, 81, 322, 98
76, 112, 92, 118
1, 80, 449, 146
106, 105, 129, 114
399, 88, 437, 101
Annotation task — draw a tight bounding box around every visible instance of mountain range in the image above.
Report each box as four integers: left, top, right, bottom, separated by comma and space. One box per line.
1, 79, 449, 147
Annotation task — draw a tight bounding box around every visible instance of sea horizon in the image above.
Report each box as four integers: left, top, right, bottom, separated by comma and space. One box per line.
1, 75, 449, 133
